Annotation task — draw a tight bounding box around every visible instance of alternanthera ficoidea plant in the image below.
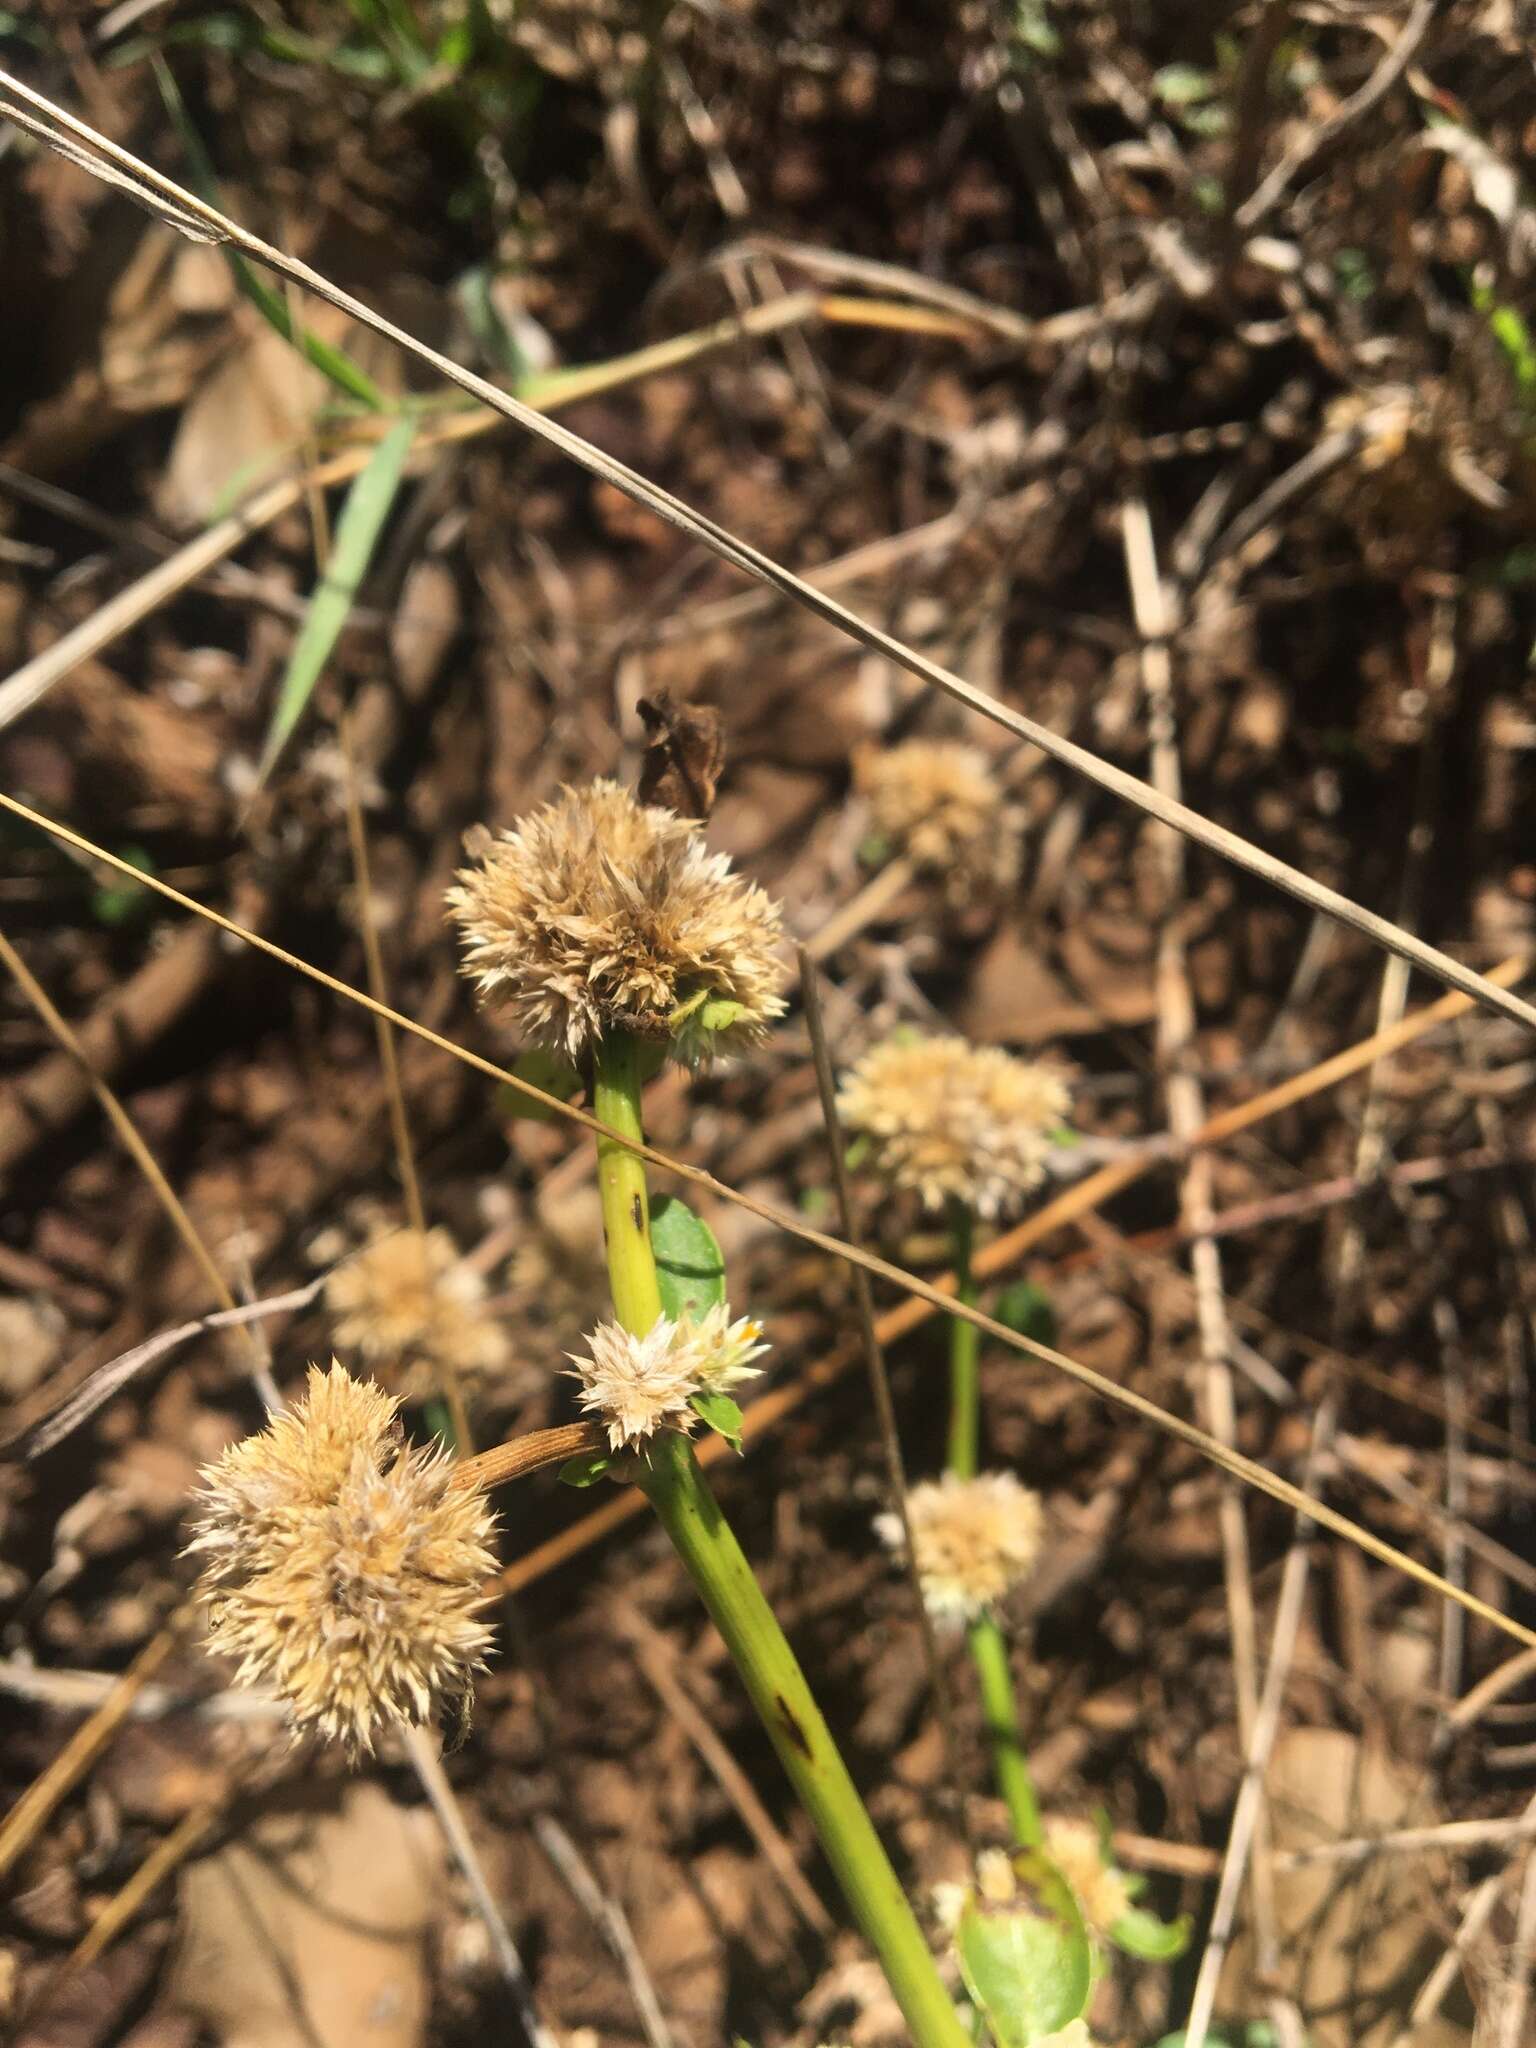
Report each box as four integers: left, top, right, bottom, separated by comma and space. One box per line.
443, 777, 971, 2045
185, 777, 1140, 2044
843, 1029, 1190, 1984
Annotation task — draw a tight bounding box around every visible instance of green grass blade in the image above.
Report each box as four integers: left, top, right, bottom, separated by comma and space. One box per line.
153, 58, 387, 411
256, 412, 416, 788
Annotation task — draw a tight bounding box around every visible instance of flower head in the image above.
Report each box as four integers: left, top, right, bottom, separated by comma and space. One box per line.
856, 739, 1022, 900
187, 1364, 499, 1756
445, 780, 787, 1063
875, 1471, 1043, 1624
566, 1303, 768, 1450
327, 1223, 510, 1402
1042, 1817, 1133, 1939
838, 1034, 1069, 1218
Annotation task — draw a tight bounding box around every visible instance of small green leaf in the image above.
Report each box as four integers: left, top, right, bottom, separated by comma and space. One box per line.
697, 995, 746, 1034
954, 1848, 1092, 2046
499, 1048, 582, 1121
1153, 62, 1218, 106
650, 1195, 726, 1323
993, 1280, 1057, 1347
559, 1452, 614, 1488
857, 830, 893, 867
153, 61, 386, 410
91, 845, 155, 926
257, 412, 417, 788
1108, 1905, 1192, 1963
689, 1389, 744, 1451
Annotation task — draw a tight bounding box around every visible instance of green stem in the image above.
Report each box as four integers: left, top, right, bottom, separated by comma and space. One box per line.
592, 1030, 664, 1334
969, 1616, 1042, 1848
946, 1199, 980, 1478
590, 1031, 968, 2048
946, 1200, 1043, 1850
644, 1434, 968, 2044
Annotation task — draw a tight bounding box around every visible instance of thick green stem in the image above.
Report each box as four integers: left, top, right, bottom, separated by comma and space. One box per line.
590, 1031, 967, 2048
947, 1200, 1043, 1849
643, 1434, 968, 2046
969, 1615, 1042, 1848
592, 1031, 664, 1334
946, 1199, 980, 1478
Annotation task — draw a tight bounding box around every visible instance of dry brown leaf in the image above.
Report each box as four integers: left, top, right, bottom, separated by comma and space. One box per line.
167, 1781, 444, 2048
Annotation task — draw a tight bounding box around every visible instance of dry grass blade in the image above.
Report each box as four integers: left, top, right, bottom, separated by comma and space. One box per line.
0, 1610, 195, 1879
3, 68, 1535, 1041
6, 1279, 326, 1461
5, 793, 1532, 1659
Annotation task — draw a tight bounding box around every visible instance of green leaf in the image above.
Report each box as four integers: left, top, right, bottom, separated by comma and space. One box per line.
689, 1389, 744, 1452
499, 1048, 582, 1121
1108, 1905, 1193, 1963
91, 845, 155, 926
955, 1848, 1092, 2046
992, 1280, 1057, 1347
153, 61, 387, 410
559, 1452, 614, 1488
650, 1195, 726, 1323
256, 413, 417, 787
1153, 62, 1218, 106
697, 995, 746, 1034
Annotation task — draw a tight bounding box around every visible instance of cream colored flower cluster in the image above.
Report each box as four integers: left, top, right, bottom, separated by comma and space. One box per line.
567, 1303, 768, 1450
838, 1033, 1069, 1218
186, 1365, 498, 1756
876, 1471, 1043, 1625
856, 738, 1022, 901
326, 1223, 509, 1401
445, 780, 787, 1063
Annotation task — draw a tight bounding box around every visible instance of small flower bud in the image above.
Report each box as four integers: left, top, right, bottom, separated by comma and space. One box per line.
566, 1304, 769, 1451
1042, 1816, 1134, 1939
186, 1364, 499, 1756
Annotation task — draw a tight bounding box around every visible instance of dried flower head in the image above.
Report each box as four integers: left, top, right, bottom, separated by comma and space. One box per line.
875, 1471, 1043, 1624
856, 739, 1022, 900
838, 1034, 1069, 1218
445, 780, 788, 1063
566, 1303, 768, 1450
326, 1223, 510, 1402
1043, 1817, 1133, 1938
187, 1364, 499, 1756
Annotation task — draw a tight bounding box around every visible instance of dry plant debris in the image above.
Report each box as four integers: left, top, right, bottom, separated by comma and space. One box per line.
3, 2, 1536, 2042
